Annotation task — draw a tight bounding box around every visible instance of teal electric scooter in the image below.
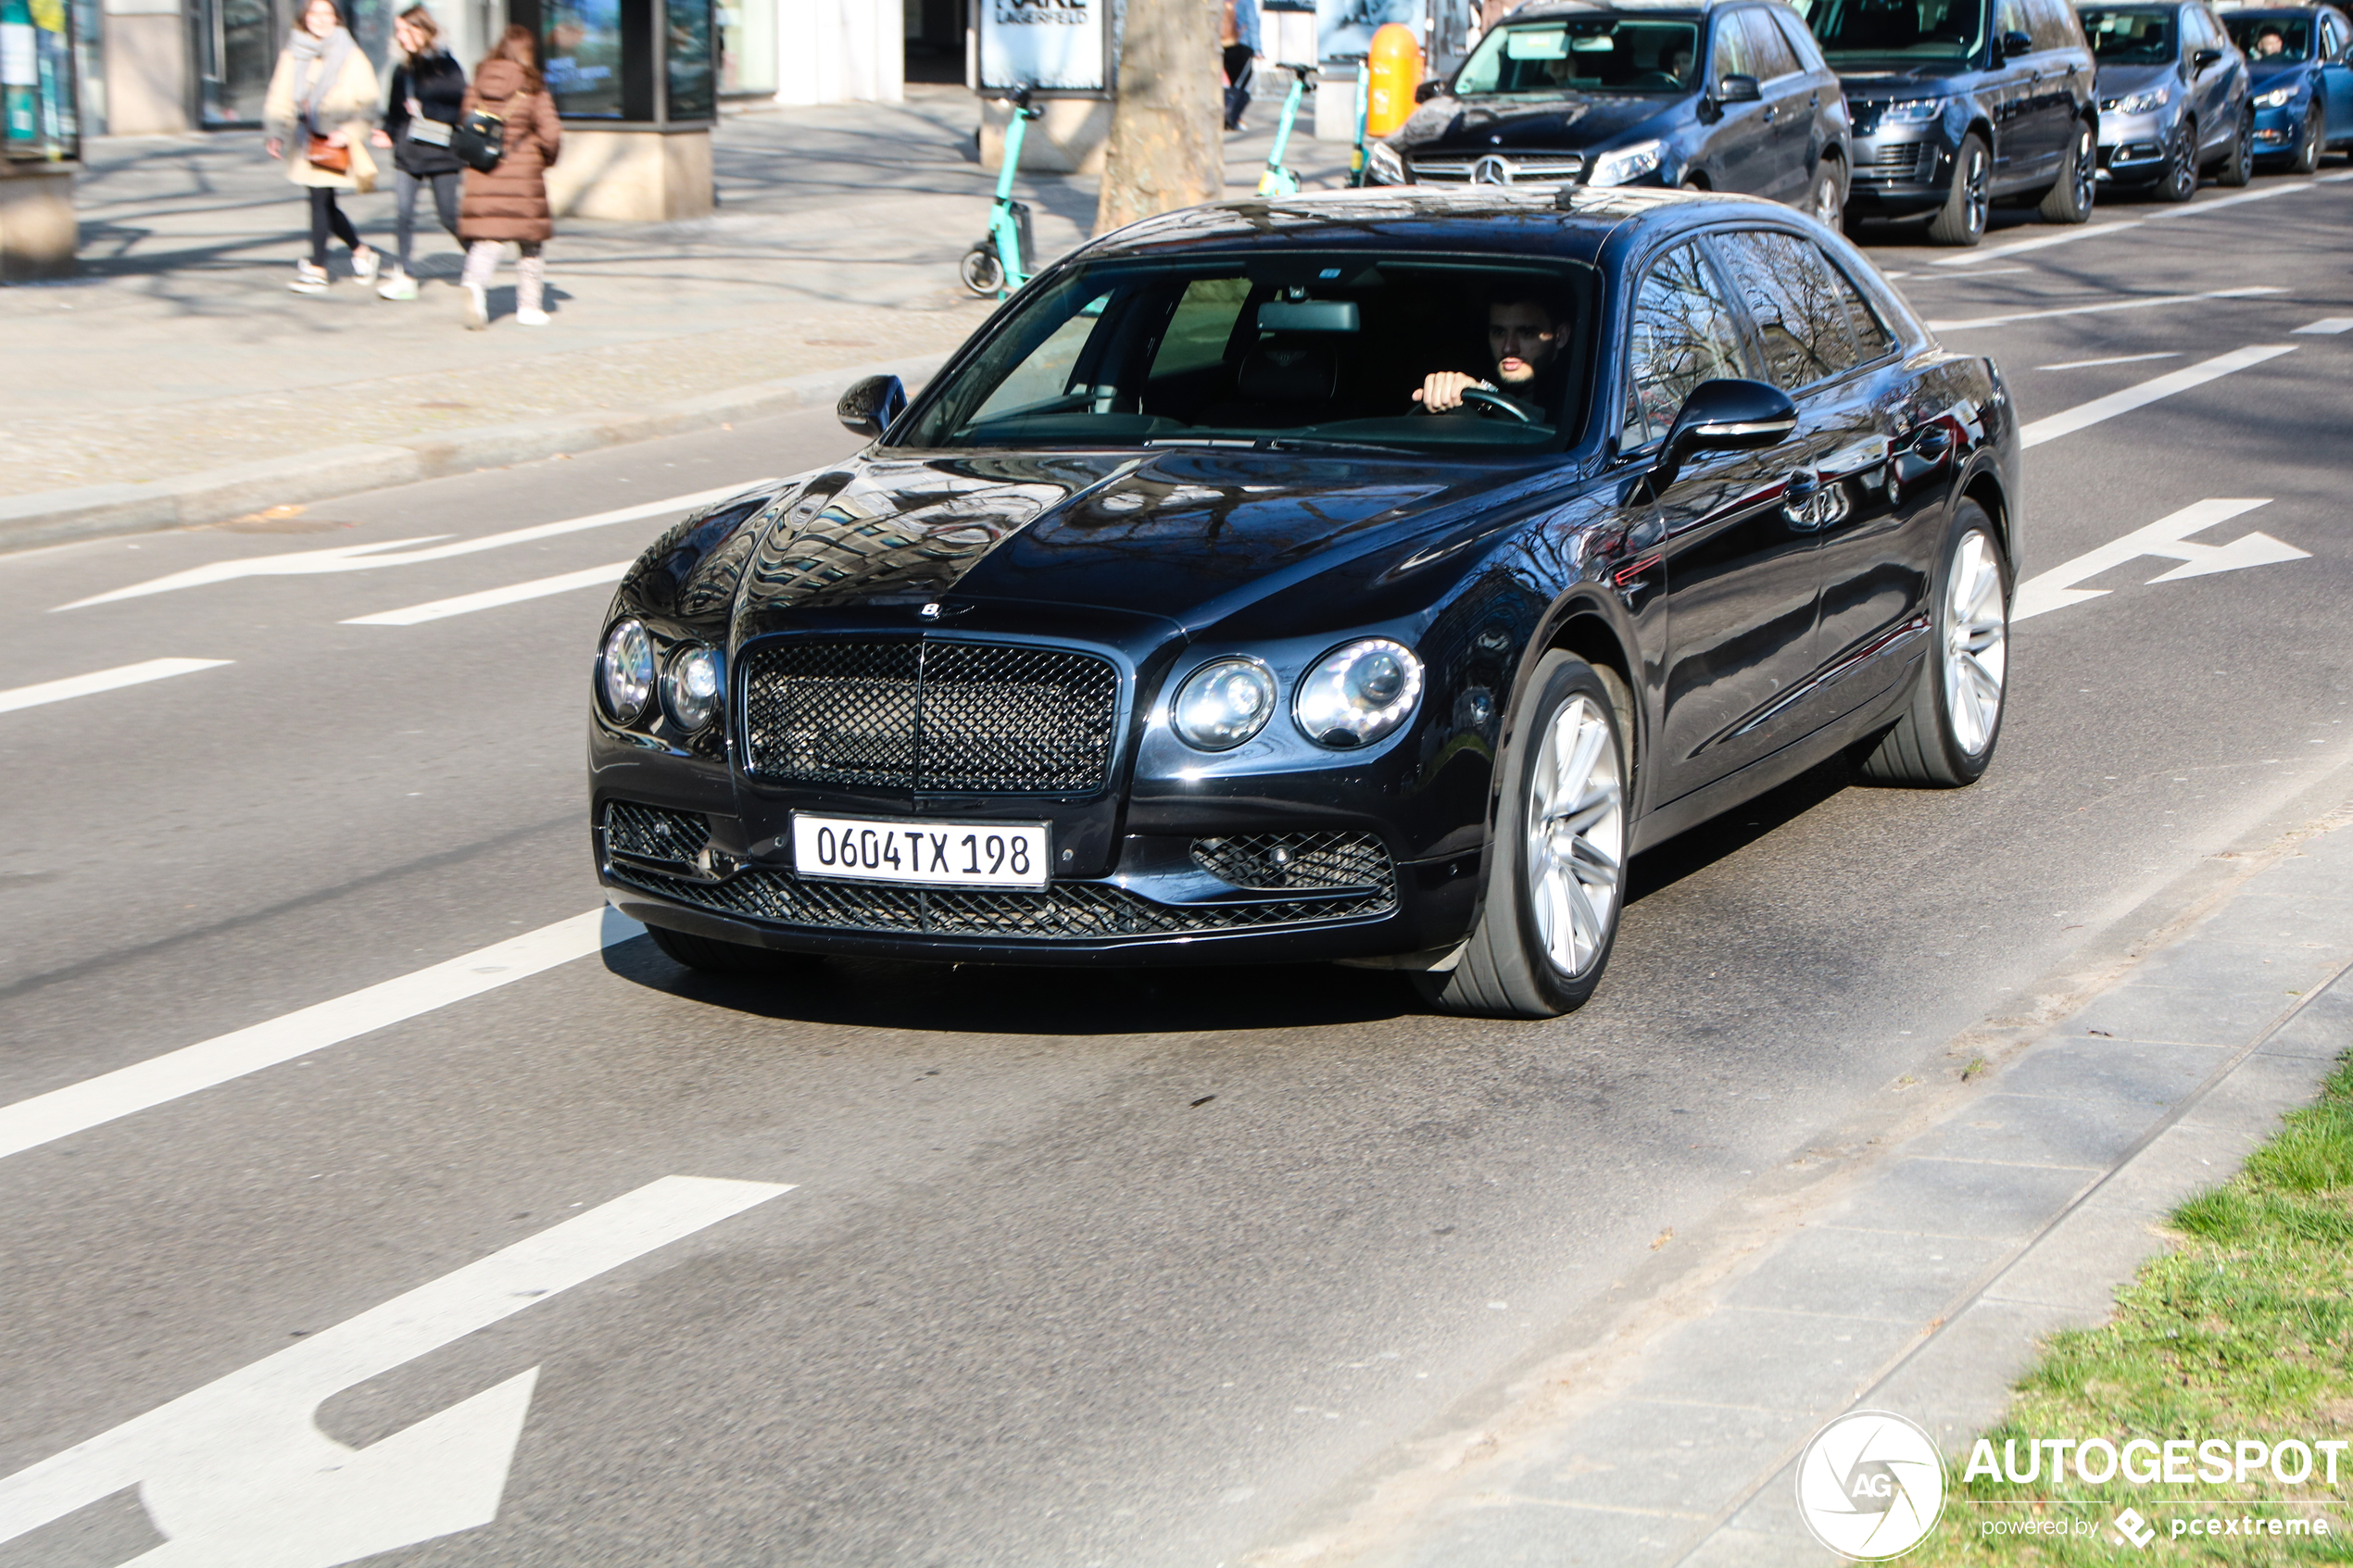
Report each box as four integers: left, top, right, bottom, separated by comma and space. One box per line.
1330, 52, 1372, 187
1256, 64, 1316, 195
961, 86, 1039, 297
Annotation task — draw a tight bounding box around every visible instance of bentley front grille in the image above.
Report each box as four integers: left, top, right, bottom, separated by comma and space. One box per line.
740, 639, 1121, 795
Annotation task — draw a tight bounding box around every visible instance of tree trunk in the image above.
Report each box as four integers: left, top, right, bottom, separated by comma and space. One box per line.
1093, 0, 1226, 236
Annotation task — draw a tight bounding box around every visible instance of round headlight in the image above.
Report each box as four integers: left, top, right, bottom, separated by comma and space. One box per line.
1293, 638, 1423, 749
663, 644, 722, 732
599, 619, 655, 723
1171, 658, 1277, 751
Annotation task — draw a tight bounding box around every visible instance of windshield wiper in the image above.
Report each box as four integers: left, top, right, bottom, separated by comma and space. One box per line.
1262, 436, 1435, 456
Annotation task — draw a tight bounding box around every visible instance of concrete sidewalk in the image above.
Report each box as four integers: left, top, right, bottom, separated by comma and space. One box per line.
1, 86, 1352, 543
1255, 771, 2353, 1567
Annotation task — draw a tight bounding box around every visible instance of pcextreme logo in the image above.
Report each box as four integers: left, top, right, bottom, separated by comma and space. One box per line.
1795, 1411, 1948, 1561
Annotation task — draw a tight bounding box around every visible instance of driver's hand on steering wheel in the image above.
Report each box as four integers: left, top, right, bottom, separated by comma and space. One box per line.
1414, 371, 1492, 413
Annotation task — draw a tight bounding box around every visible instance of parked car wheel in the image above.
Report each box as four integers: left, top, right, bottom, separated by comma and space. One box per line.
1856, 500, 2009, 787
2219, 108, 2254, 186
2293, 103, 2325, 173
2158, 120, 2198, 201
647, 923, 815, 976
2038, 120, 2096, 221
1928, 132, 1991, 245
1416, 652, 1628, 1019
959, 245, 1006, 296
1810, 157, 1845, 229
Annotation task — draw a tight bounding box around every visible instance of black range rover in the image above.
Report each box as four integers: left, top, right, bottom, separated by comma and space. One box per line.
1795, 0, 2101, 243
1369, 0, 1856, 226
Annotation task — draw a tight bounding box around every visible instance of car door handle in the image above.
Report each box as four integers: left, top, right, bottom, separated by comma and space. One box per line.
1763, 105, 1778, 122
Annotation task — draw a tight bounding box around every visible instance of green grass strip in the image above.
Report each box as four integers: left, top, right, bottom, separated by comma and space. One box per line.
1908, 1045, 2353, 1564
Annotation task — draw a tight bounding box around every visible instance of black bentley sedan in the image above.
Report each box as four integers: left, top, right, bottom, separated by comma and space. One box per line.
1366, 0, 1855, 227
1796, 0, 2100, 243
591, 188, 2020, 1019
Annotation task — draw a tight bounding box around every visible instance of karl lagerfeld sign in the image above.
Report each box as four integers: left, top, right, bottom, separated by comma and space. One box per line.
978, 0, 1111, 94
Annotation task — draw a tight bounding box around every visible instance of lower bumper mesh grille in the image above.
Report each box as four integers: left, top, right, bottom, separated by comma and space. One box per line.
1189, 832, 1390, 893
1856, 141, 1931, 181
608, 861, 1396, 941
605, 801, 711, 866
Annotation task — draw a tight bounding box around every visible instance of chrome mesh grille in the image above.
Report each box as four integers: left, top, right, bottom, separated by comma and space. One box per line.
740, 640, 1120, 794
1189, 833, 1392, 894
604, 801, 711, 866
609, 864, 1394, 940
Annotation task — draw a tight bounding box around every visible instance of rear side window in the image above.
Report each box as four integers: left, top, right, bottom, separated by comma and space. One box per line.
1624, 243, 1752, 447
1151, 278, 1252, 378
1741, 7, 1806, 75
1711, 230, 1856, 389
1825, 258, 1897, 361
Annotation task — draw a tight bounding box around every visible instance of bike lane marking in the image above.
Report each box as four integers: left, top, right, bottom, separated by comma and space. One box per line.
2012, 497, 2308, 622
2020, 345, 2296, 447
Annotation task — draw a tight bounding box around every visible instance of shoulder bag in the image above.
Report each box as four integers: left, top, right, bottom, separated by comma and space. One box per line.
451, 108, 505, 173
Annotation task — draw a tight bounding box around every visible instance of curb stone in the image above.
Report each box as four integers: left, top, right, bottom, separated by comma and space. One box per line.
0, 353, 949, 556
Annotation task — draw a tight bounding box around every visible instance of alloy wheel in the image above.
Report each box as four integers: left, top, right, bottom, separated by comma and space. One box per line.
1814, 164, 1843, 227
2070, 129, 2095, 210
2164, 123, 2196, 199
1961, 145, 1989, 238
1942, 531, 2008, 758
1523, 693, 1625, 976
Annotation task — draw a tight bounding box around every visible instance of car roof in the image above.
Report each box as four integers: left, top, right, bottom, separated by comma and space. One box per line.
1077, 186, 1806, 270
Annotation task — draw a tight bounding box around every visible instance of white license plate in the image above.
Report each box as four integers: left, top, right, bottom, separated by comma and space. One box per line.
790, 815, 1051, 890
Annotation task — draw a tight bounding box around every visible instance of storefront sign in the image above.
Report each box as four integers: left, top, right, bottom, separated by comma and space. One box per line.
977, 0, 1108, 94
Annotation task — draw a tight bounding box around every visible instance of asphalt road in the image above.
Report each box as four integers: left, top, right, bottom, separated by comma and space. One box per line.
3, 169, 2350, 1568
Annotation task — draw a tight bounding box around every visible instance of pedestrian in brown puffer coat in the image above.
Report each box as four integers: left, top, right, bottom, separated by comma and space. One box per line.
456, 24, 561, 329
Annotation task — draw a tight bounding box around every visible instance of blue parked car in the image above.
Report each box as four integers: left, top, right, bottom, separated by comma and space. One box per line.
2076, 0, 2255, 194
2220, 4, 2353, 169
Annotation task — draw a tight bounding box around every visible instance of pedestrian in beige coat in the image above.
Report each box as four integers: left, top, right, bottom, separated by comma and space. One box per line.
262, 0, 384, 295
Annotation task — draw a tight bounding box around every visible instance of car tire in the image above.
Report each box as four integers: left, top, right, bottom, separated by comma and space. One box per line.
2219, 107, 2254, 185
1927, 132, 1990, 245
2158, 119, 2198, 200
959, 245, 1006, 296
1856, 499, 2010, 787
647, 923, 814, 976
2293, 102, 2324, 173
1415, 652, 1629, 1020
1809, 156, 1845, 228
2038, 119, 2096, 221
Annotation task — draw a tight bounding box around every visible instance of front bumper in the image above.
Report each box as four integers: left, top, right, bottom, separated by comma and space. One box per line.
1844, 131, 1952, 215
2095, 111, 2169, 182
596, 799, 1480, 966
2251, 100, 2306, 157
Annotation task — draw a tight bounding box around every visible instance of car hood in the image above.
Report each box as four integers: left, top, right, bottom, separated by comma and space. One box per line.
725, 448, 1546, 641
1390, 94, 1677, 153
2245, 56, 2308, 84
1833, 63, 1976, 94
2095, 61, 2183, 97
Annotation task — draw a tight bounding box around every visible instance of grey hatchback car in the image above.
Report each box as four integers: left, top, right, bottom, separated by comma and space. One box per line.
2077, 0, 2255, 195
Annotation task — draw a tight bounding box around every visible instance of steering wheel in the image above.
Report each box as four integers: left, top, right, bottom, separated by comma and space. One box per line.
1459, 386, 1537, 423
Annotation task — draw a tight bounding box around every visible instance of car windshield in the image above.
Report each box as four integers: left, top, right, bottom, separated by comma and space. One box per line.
2222, 12, 2311, 58
1453, 17, 1704, 94
895, 253, 1599, 455
1792, 0, 1988, 62
2079, 6, 2178, 59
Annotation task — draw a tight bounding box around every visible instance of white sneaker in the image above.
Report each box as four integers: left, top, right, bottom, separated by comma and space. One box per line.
352, 246, 381, 283
516, 307, 549, 327
289, 260, 329, 295
462, 282, 488, 330
376, 269, 418, 301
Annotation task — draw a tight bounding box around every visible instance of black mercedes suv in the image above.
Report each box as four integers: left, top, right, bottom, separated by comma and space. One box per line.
1369, 0, 1856, 227
1794, 0, 2101, 244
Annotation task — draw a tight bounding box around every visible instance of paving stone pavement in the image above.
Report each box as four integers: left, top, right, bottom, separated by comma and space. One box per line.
1, 88, 1353, 502
1265, 790, 2353, 1568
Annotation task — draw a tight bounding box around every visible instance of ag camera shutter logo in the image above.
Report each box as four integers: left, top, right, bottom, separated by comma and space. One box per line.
1795, 1410, 1947, 1560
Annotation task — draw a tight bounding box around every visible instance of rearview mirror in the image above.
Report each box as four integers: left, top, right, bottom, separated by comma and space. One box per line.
1651, 379, 1798, 489
2000, 28, 2033, 56
837, 374, 907, 440
1716, 72, 1762, 102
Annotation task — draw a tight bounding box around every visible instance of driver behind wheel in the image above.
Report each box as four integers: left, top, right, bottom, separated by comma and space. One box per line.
1414, 287, 1571, 418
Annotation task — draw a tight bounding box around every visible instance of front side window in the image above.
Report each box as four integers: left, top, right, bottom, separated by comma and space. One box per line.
1793, 0, 1990, 62
1455, 16, 1705, 94
1710, 231, 1857, 390
1623, 243, 1752, 449
895, 253, 1600, 455
2080, 6, 2178, 60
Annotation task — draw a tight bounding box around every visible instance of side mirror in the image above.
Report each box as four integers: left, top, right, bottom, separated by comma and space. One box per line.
837, 374, 907, 440
1650, 379, 1797, 489
2192, 45, 2223, 69
1415, 78, 1443, 102
1716, 72, 1763, 102
2000, 28, 2033, 56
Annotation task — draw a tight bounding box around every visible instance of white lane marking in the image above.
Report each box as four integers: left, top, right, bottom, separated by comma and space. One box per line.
343, 561, 632, 626
2292, 317, 2353, 334
2013, 498, 2307, 622
0, 1175, 789, 1568
56, 482, 773, 611
1938, 265, 2034, 278
0, 908, 641, 1163
1934, 169, 2353, 267
2020, 345, 2296, 448
0, 657, 231, 715
1927, 285, 2281, 332
2033, 350, 2182, 371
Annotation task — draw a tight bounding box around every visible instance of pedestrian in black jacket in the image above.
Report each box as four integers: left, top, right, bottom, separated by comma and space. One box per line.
370, 3, 466, 299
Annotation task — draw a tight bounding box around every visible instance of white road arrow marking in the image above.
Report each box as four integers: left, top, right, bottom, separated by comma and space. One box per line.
55, 483, 772, 612
342, 560, 631, 626
1924, 284, 2282, 332
2020, 345, 2296, 447
2013, 498, 2309, 622
0, 658, 231, 716
0, 1176, 789, 1568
